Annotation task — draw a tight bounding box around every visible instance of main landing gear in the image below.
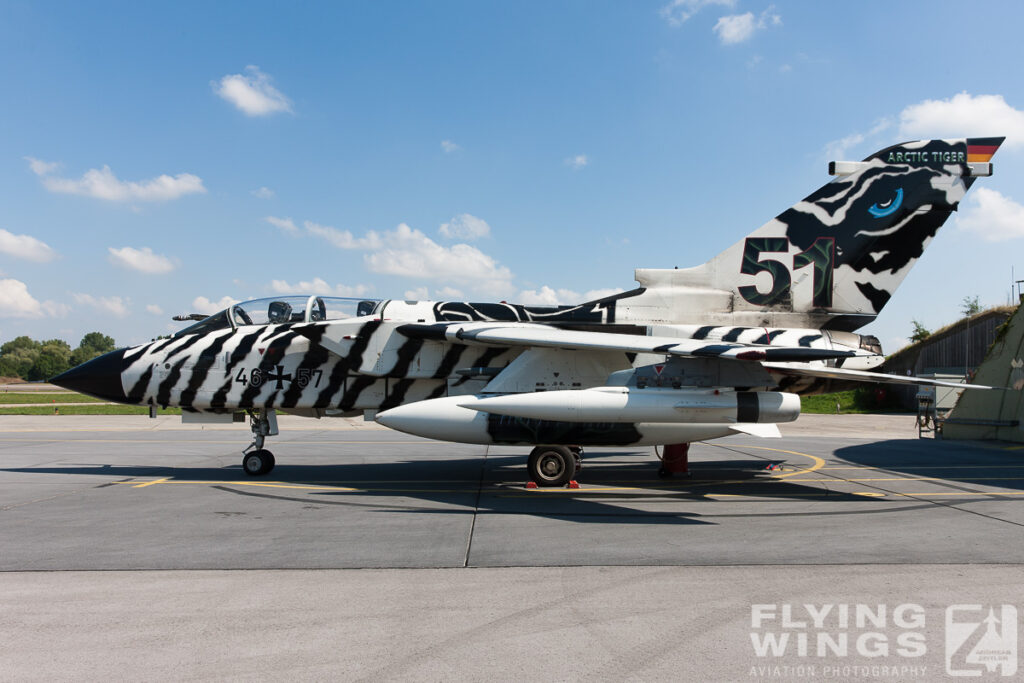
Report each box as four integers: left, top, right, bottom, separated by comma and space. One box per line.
242, 409, 279, 476
527, 446, 583, 487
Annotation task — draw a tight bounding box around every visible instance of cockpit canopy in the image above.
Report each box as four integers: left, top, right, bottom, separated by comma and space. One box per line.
175, 296, 382, 337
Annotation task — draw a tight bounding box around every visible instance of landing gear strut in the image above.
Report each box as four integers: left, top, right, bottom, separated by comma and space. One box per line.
528, 445, 581, 487
657, 443, 690, 478
242, 409, 279, 476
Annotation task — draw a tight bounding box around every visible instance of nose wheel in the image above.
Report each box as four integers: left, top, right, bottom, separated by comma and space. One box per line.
243, 449, 275, 476
242, 409, 279, 476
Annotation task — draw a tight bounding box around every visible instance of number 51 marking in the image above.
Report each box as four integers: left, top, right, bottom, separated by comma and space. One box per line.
738, 237, 835, 308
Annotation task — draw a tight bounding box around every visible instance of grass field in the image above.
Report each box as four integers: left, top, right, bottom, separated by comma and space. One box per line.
0, 405, 182, 415
801, 390, 910, 415
0, 392, 104, 404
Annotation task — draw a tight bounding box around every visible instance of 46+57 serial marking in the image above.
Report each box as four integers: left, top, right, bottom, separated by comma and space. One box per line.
234, 366, 323, 390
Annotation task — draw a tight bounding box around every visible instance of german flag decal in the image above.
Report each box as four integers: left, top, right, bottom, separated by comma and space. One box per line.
967, 137, 1004, 163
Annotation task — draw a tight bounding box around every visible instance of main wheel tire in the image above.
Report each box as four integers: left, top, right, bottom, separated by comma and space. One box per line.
243, 449, 275, 476
528, 446, 575, 487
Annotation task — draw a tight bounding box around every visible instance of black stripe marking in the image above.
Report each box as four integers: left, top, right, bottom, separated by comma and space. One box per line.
432, 343, 468, 379
380, 378, 416, 411
737, 392, 759, 423
722, 327, 749, 342
178, 331, 233, 409
753, 330, 785, 345
691, 325, 716, 340
339, 375, 378, 410
281, 326, 330, 409
425, 381, 448, 400
452, 347, 507, 387
855, 281, 892, 313
238, 333, 298, 409
156, 358, 188, 408
123, 345, 150, 366
126, 365, 154, 404
314, 356, 350, 409
148, 337, 179, 354
387, 336, 424, 377
162, 333, 205, 362
798, 334, 822, 347
225, 329, 265, 375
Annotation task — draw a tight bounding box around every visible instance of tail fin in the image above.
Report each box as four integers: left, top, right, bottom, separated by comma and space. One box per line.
635, 137, 1003, 330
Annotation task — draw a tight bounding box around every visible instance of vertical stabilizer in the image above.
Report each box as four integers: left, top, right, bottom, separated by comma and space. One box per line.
632, 138, 1003, 330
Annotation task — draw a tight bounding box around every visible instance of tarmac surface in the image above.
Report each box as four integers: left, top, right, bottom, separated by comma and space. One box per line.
2, 413, 1023, 680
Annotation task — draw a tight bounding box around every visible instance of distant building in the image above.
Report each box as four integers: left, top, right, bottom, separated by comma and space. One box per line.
942, 302, 1024, 442
882, 306, 1015, 410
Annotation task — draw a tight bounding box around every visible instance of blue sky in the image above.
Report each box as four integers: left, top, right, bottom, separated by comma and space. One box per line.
2, 0, 1024, 352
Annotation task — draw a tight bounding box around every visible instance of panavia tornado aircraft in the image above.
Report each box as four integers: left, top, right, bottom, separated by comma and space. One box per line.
54, 137, 1003, 486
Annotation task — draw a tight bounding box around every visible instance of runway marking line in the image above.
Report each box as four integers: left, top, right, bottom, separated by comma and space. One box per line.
786, 476, 1024, 483
132, 477, 168, 488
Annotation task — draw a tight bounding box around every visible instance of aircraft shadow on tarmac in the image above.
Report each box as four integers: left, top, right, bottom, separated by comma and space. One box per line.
2, 449, 892, 527
833, 438, 1024, 491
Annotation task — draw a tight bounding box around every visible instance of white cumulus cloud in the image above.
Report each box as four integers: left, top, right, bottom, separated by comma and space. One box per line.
72, 293, 130, 317
515, 287, 622, 306
899, 92, 1024, 148
146, 304, 164, 315
436, 286, 464, 299
713, 6, 781, 45
24, 156, 59, 176
265, 216, 299, 234
108, 246, 176, 274
565, 154, 588, 170
0, 229, 57, 262
191, 295, 239, 315
270, 278, 372, 297
0, 279, 50, 318
305, 221, 383, 249
213, 65, 292, 116
823, 118, 893, 160
364, 223, 514, 295
404, 286, 429, 301
251, 186, 275, 199
441, 140, 460, 153
660, 0, 735, 27
31, 161, 206, 202
956, 188, 1024, 241
439, 213, 490, 240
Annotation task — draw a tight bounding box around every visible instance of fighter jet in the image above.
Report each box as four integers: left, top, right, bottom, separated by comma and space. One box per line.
53, 137, 1003, 485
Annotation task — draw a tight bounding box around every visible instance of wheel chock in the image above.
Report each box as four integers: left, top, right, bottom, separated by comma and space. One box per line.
567, 480, 579, 489
525, 481, 538, 489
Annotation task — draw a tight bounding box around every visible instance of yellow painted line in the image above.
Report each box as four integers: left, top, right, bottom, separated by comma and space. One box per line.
117, 479, 475, 494
899, 491, 1024, 497
786, 476, 1024, 483
820, 465, 1024, 471
719, 445, 827, 479
132, 477, 169, 488
219, 481, 359, 492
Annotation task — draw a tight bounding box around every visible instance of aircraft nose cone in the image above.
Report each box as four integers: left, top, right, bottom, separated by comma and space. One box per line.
51, 348, 129, 403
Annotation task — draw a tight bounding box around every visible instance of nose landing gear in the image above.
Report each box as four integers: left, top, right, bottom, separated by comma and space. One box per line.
242, 409, 278, 476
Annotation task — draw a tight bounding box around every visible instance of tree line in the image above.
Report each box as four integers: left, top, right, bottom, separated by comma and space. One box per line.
0, 333, 116, 381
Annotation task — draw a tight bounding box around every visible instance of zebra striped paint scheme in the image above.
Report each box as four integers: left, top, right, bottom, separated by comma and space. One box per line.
113, 300, 872, 414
